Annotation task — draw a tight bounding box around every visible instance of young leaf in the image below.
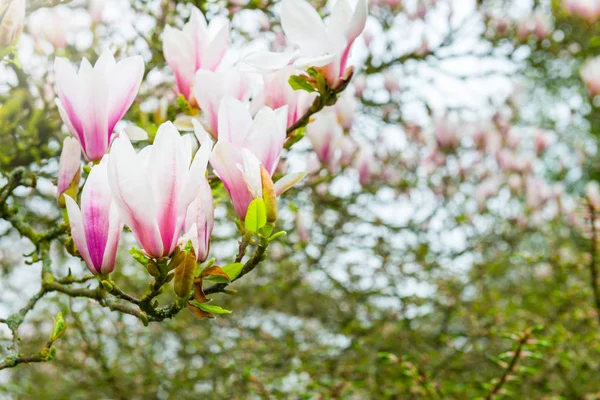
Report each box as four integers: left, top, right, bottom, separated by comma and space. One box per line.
223, 263, 244, 281
201, 265, 230, 282
129, 247, 149, 266
50, 312, 67, 342
190, 300, 232, 315
288, 75, 316, 93
173, 248, 197, 298
187, 301, 214, 319
245, 198, 267, 233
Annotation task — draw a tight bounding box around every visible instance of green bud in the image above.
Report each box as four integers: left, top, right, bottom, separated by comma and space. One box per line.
146, 261, 160, 278
50, 312, 67, 342
100, 280, 114, 292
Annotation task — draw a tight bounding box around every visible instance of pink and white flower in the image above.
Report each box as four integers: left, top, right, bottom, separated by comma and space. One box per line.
193, 69, 251, 136
57, 137, 81, 207
182, 130, 214, 263
354, 144, 377, 186
163, 6, 229, 101
244, 0, 368, 87
65, 157, 123, 275
209, 97, 304, 219
107, 122, 210, 258
54, 51, 144, 161
563, 0, 600, 23
581, 56, 600, 97
28, 6, 72, 49
252, 65, 317, 129
306, 109, 344, 171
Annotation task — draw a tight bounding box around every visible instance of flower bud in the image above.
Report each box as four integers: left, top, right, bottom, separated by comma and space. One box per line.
261, 166, 277, 223
57, 137, 82, 208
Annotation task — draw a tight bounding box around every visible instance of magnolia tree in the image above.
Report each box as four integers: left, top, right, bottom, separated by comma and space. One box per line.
1, 0, 600, 398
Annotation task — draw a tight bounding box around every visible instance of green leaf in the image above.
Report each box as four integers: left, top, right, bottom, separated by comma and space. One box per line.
189, 300, 232, 315
259, 224, 273, 239
129, 247, 149, 266
204, 263, 244, 283
223, 262, 244, 281
245, 198, 267, 233
51, 312, 67, 342
289, 75, 316, 93
268, 231, 287, 243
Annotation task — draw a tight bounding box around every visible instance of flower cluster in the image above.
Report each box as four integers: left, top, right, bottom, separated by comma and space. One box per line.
54, 2, 368, 276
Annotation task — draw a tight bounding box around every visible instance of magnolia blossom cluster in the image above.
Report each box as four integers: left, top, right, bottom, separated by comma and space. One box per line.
54, 1, 368, 275
305, 91, 379, 186
403, 110, 576, 228
581, 56, 600, 98
485, 11, 553, 42
562, 0, 600, 23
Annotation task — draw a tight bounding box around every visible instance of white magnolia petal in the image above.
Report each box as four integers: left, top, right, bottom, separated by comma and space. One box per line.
274, 172, 307, 196
217, 96, 252, 146
281, 0, 328, 55
123, 126, 148, 141
192, 118, 213, 148
242, 51, 296, 71
293, 54, 336, 69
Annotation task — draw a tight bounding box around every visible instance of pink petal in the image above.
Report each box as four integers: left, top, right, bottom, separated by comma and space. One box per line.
108, 136, 163, 258
217, 96, 252, 146
210, 141, 253, 219
107, 55, 144, 134
65, 195, 95, 274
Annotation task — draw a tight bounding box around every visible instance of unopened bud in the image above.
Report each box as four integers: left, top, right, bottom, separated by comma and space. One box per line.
57, 137, 82, 208
167, 246, 186, 271
260, 166, 277, 223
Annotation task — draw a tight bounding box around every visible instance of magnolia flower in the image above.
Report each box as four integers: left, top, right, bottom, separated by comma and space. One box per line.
526, 177, 551, 210
383, 70, 401, 93
54, 51, 144, 161
475, 180, 499, 211
0, 0, 25, 47
208, 97, 304, 219
581, 56, 600, 97
353, 74, 366, 97
182, 180, 214, 263
244, 0, 368, 87
57, 137, 82, 207
334, 90, 358, 130
354, 145, 377, 186
28, 7, 72, 49
306, 110, 344, 171
89, 0, 105, 24
65, 157, 123, 275
252, 66, 317, 128
163, 6, 229, 101
193, 69, 251, 136
108, 122, 210, 258
534, 129, 551, 155
339, 136, 357, 166
563, 0, 600, 23
435, 119, 460, 151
